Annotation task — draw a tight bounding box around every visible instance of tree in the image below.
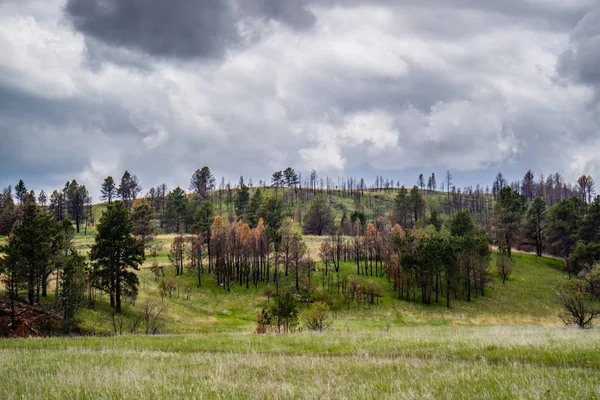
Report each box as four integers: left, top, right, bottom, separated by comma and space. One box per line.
271, 171, 284, 196
525, 197, 547, 257
450, 211, 474, 237
0, 235, 25, 326
259, 196, 286, 245
521, 169, 535, 203
38, 190, 47, 208
89, 201, 144, 313
579, 196, 600, 244
556, 280, 600, 328
492, 186, 525, 256
118, 171, 142, 209
303, 195, 335, 236
269, 292, 299, 333
283, 167, 299, 187
10, 204, 55, 304
418, 174, 425, 190
496, 243, 513, 284
65, 180, 90, 234
235, 182, 250, 218
393, 186, 410, 227
165, 187, 188, 233
14, 179, 27, 205
131, 199, 156, 249
190, 166, 215, 199
59, 249, 87, 333
445, 170, 453, 196
547, 197, 586, 261
0, 186, 17, 235
49, 190, 66, 221
169, 235, 186, 276
409, 185, 425, 223
300, 301, 331, 331
100, 176, 117, 204
245, 188, 263, 228
577, 174, 595, 203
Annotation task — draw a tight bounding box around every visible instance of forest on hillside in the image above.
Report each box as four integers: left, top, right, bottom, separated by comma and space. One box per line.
1, 167, 600, 335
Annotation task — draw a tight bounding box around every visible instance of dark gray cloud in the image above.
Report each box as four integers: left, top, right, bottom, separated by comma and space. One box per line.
558, 8, 600, 86
65, 0, 316, 61
65, 0, 241, 59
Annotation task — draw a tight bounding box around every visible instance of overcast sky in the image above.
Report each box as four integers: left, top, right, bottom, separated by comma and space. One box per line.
1, 0, 599, 198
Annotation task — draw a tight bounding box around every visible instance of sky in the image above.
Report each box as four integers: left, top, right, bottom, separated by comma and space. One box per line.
1, 0, 599, 199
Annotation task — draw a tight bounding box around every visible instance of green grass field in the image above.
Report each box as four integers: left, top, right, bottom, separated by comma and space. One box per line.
0, 327, 598, 398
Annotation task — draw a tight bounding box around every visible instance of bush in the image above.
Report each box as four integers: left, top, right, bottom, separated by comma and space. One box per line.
269, 292, 298, 333
300, 301, 331, 331
556, 280, 600, 329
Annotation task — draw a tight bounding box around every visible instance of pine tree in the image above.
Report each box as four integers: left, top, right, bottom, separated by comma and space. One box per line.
89, 201, 144, 313
14, 180, 27, 205
303, 195, 335, 236
100, 176, 117, 204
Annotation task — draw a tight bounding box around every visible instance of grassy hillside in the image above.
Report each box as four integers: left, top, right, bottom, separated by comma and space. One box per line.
71, 232, 566, 334
1, 327, 598, 398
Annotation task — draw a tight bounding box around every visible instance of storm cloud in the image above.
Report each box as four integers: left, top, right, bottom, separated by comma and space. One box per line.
1, 0, 599, 198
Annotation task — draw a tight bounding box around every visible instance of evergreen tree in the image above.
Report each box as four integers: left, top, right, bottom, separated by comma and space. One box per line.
14, 180, 27, 205
165, 187, 188, 233
410, 185, 425, 223
89, 201, 144, 313
235, 183, 250, 218
492, 186, 526, 256
525, 197, 547, 257
60, 249, 86, 332
65, 180, 90, 233
547, 197, 586, 261
393, 186, 410, 227
190, 166, 215, 199
303, 195, 335, 236
131, 199, 156, 248
10, 204, 55, 304
100, 176, 117, 204
38, 190, 47, 208
245, 188, 263, 228
579, 196, 600, 244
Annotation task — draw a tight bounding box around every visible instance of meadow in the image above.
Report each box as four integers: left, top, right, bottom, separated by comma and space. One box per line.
0, 327, 598, 398
1, 198, 598, 399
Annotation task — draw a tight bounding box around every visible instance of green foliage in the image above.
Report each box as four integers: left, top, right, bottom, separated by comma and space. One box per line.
165, 187, 188, 233
525, 197, 547, 257
100, 176, 117, 204
495, 242, 514, 284
131, 200, 155, 248
567, 242, 600, 276
259, 195, 286, 245
300, 301, 331, 331
90, 201, 145, 313
450, 211, 474, 237
60, 249, 87, 333
303, 195, 335, 236
579, 196, 600, 244
547, 197, 587, 260
234, 183, 250, 218
269, 292, 299, 333
492, 186, 525, 254
393, 186, 410, 227
189, 166, 215, 198
244, 188, 263, 228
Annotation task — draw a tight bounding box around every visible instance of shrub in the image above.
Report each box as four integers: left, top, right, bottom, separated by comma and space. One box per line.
301, 301, 331, 331
270, 292, 298, 333
556, 280, 600, 328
